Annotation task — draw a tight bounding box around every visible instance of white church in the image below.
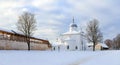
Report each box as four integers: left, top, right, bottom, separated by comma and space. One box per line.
52, 18, 108, 51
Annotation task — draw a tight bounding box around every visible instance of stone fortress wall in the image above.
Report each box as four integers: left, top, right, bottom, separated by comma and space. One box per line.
0, 29, 51, 50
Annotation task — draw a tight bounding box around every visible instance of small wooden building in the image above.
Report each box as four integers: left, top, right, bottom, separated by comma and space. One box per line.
86, 42, 108, 51
0, 28, 51, 50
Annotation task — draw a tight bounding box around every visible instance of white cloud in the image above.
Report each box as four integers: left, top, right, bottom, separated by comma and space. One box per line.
0, 0, 120, 42
31, 0, 57, 11
34, 27, 60, 42
32, 0, 55, 7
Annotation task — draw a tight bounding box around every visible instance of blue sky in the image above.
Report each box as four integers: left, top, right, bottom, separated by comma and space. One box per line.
0, 0, 120, 42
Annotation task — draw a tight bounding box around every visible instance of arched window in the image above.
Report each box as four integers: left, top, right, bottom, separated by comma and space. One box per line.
75, 46, 78, 50
67, 45, 69, 50
53, 47, 55, 51
58, 46, 60, 51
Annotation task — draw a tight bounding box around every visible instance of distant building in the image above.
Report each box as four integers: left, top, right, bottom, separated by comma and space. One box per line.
0, 28, 51, 50
86, 42, 108, 51
52, 18, 108, 51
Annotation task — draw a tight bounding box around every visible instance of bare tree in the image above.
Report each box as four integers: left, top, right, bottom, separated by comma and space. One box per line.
113, 34, 120, 50
113, 38, 117, 49
16, 12, 36, 50
86, 19, 103, 51
104, 39, 113, 49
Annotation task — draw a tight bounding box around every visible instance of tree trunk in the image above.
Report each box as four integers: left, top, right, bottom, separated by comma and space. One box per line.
27, 40, 30, 51
93, 42, 96, 51
26, 37, 30, 51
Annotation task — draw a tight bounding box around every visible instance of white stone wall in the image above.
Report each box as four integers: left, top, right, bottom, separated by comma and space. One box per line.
60, 34, 82, 51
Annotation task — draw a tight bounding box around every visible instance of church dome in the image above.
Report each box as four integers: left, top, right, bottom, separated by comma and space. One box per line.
70, 18, 77, 28
70, 23, 77, 27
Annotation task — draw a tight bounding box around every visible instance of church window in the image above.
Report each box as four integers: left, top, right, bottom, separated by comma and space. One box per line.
67, 45, 69, 50
53, 47, 55, 50
58, 46, 60, 51
88, 45, 92, 47
75, 46, 78, 50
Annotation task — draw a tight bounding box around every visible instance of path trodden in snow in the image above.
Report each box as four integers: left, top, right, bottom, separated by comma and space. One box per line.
68, 51, 120, 65
68, 51, 108, 65
68, 56, 93, 65
80, 50, 120, 65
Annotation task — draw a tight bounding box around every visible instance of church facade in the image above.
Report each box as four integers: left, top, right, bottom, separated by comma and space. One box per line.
53, 18, 86, 51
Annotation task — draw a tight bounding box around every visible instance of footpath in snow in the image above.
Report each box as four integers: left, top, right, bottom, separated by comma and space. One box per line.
0, 50, 120, 65
80, 50, 120, 65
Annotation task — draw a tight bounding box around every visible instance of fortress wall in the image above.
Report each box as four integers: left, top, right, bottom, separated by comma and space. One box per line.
0, 40, 50, 50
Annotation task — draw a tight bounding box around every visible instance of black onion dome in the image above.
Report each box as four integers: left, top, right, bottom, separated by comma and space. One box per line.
70, 17, 78, 27
71, 23, 77, 27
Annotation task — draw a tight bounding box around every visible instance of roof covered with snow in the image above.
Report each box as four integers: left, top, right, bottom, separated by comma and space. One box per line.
52, 41, 62, 46
0, 28, 13, 33
0, 28, 23, 35
0, 28, 49, 41
63, 31, 80, 35
100, 43, 108, 48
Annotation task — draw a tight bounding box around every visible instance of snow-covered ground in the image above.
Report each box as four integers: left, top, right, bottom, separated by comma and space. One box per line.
0, 50, 120, 65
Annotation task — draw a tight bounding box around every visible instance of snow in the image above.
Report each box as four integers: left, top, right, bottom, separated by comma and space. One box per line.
0, 28, 46, 40
63, 31, 80, 35
100, 43, 108, 48
0, 27, 23, 35
81, 50, 120, 65
86, 42, 108, 48
0, 50, 120, 65
0, 28, 13, 33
